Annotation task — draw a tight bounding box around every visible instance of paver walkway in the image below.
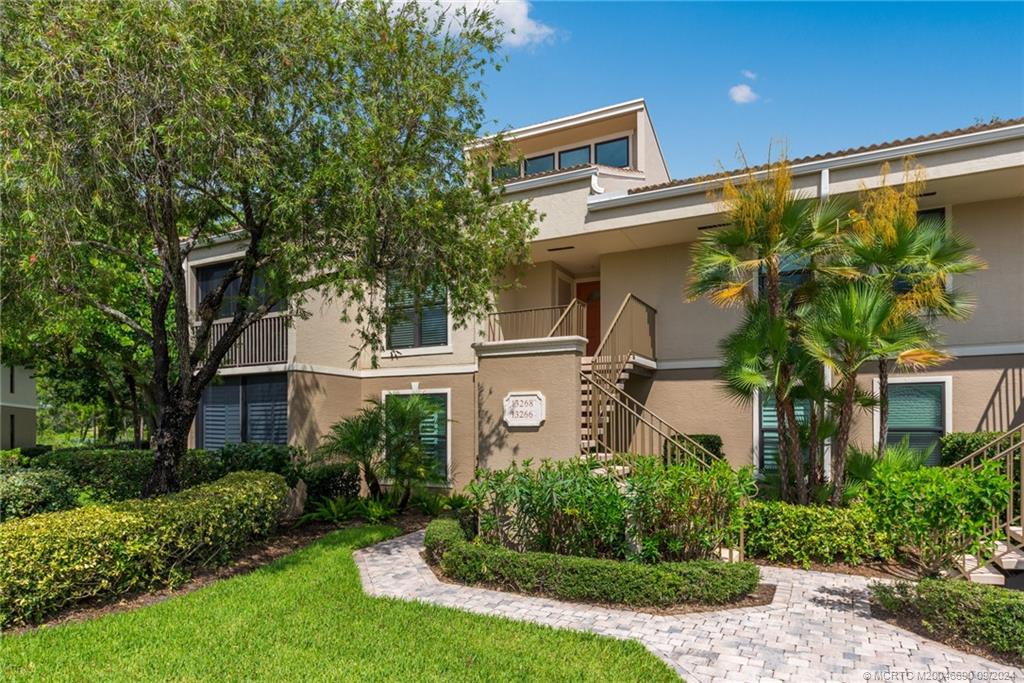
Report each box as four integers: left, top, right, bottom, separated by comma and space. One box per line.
354, 531, 1023, 682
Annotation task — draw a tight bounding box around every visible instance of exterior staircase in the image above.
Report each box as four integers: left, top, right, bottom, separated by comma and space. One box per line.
952, 424, 1024, 587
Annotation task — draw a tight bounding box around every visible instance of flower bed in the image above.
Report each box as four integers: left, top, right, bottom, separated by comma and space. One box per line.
424, 518, 759, 608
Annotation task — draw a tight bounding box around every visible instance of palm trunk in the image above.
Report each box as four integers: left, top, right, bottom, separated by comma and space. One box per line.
807, 402, 821, 492
829, 375, 858, 506
877, 357, 890, 457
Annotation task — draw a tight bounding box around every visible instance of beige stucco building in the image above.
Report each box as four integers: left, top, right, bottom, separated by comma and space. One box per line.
0, 365, 38, 450
185, 100, 1024, 486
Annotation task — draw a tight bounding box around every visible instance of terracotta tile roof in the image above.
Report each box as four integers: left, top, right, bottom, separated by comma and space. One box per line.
627, 116, 1024, 196
508, 163, 593, 182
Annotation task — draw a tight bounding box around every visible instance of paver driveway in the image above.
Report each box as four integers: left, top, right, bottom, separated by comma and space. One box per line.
354, 531, 1023, 682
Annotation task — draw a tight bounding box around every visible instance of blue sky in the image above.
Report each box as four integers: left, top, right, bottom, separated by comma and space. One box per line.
479, 2, 1024, 179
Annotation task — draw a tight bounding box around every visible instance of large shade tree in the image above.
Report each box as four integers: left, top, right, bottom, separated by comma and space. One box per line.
1, 0, 536, 493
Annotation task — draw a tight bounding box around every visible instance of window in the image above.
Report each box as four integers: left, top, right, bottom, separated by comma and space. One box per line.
594, 137, 629, 168
491, 162, 521, 181
759, 394, 810, 472
916, 208, 946, 223
385, 391, 449, 480
886, 382, 945, 466
196, 262, 282, 318
386, 280, 448, 350
197, 374, 287, 450
524, 154, 554, 176
559, 146, 591, 169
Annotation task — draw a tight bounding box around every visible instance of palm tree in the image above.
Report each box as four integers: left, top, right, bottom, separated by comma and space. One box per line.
844, 165, 984, 454
688, 160, 849, 504
800, 281, 945, 505
318, 402, 386, 498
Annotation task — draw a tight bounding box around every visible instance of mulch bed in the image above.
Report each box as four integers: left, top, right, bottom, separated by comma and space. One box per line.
7, 511, 431, 636
423, 554, 776, 615
870, 604, 1024, 669
755, 558, 910, 580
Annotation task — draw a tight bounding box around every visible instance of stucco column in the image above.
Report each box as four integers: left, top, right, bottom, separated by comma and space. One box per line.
473, 336, 585, 471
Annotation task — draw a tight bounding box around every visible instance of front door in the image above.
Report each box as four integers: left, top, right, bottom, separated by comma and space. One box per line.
575, 281, 601, 356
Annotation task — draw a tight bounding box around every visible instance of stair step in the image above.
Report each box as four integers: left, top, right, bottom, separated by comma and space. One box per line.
1010, 526, 1023, 543
590, 465, 631, 477
994, 541, 1024, 570
960, 555, 1006, 585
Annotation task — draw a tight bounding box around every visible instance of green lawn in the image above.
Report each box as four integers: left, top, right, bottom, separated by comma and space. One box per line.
0, 526, 676, 682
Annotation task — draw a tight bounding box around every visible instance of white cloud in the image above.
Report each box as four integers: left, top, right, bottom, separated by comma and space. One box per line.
728, 83, 759, 104
741, 69, 757, 80
432, 1, 555, 47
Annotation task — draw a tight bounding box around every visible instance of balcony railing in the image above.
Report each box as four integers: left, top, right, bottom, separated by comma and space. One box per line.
485, 299, 587, 342
206, 315, 289, 368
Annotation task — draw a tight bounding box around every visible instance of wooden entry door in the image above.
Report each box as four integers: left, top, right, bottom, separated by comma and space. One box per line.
575, 281, 601, 356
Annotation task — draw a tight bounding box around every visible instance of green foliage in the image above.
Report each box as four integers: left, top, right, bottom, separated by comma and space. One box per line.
870, 579, 1024, 662
627, 458, 754, 562
1, 448, 25, 468
743, 500, 888, 566
869, 460, 1012, 576
33, 448, 154, 502
838, 439, 927, 504
0, 471, 288, 627
938, 431, 1004, 467
411, 491, 446, 517
686, 434, 724, 458
470, 457, 752, 563
0, 469, 78, 520
358, 499, 397, 524
301, 462, 360, 502
1, 526, 676, 682
299, 497, 363, 526
218, 443, 305, 486
425, 519, 759, 607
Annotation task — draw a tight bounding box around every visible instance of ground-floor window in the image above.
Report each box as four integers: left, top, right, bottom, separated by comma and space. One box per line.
886, 382, 945, 466
383, 390, 449, 481
759, 394, 810, 473
198, 373, 287, 450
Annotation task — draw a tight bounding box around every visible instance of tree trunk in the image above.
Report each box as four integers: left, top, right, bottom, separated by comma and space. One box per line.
363, 466, 383, 499
773, 395, 791, 503
807, 402, 821, 493
829, 375, 859, 506
143, 399, 196, 496
877, 357, 890, 457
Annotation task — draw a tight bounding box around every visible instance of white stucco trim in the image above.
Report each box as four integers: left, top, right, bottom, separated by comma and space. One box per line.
871, 375, 953, 448
945, 342, 1024, 357
471, 99, 645, 146
751, 389, 762, 471
216, 362, 477, 379
588, 123, 1024, 211
0, 402, 38, 411
473, 336, 587, 358
382, 344, 454, 358
501, 166, 599, 194
380, 386, 452, 485
656, 358, 723, 370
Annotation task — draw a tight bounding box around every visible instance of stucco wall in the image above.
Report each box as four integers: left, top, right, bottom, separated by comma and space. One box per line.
289, 370, 363, 455
0, 366, 37, 409
1, 406, 37, 450
600, 244, 741, 362
940, 197, 1024, 347
477, 346, 582, 472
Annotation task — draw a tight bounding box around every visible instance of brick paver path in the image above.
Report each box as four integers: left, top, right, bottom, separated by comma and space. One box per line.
354, 531, 1023, 682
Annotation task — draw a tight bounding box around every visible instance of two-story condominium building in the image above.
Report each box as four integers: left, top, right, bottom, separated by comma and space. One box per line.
185, 99, 1024, 489
1, 365, 38, 450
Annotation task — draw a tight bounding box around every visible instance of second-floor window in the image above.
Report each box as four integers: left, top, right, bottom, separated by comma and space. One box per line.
524, 153, 554, 176
386, 280, 448, 350
595, 137, 630, 168
196, 261, 283, 319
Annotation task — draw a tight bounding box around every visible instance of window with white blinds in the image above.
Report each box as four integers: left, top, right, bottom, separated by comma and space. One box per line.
887, 382, 945, 466
198, 374, 287, 449
759, 395, 810, 473
386, 280, 448, 350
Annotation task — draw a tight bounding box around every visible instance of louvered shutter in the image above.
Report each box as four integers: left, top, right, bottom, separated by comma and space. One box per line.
245, 374, 288, 444
418, 394, 448, 478
760, 396, 810, 473
887, 383, 944, 466
201, 380, 242, 449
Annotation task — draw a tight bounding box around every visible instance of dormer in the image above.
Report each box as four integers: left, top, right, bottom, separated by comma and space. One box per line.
474, 98, 671, 194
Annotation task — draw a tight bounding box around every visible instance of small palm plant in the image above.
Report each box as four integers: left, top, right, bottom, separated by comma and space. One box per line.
318, 403, 385, 499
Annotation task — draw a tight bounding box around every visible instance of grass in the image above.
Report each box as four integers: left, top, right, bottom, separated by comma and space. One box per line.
0, 526, 677, 682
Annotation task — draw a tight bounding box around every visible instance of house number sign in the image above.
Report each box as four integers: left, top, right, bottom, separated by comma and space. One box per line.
503, 391, 546, 427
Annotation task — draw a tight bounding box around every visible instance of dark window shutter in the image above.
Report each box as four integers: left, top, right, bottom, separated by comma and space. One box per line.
201, 379, 242, 449
245, 375, 288, 444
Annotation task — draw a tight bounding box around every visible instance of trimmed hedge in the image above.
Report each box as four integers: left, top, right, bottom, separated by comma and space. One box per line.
0, 471, 288, 627
424, 519, 759, 607
870, 579, 1024, 662
0, 469, 78, 521
302, 462, 360, 502
938, 431, 1004, 467
743, 500, 889, 566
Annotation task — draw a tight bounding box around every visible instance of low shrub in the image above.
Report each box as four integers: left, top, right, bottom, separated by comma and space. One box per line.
869, 460, 1011, 576
870, 579, 1024, 662
0, 471, 288, 627
425, 519, 759, 607
0, 469, 78, 520
686, 434, 724, 458
301, 462, 360, 502
218, 443, 305, 485
743, 500, 888, 566
177, 449, 226, 489
33, 448, 152, 502
938, 431, 1004, 467
1, 448, 24, 468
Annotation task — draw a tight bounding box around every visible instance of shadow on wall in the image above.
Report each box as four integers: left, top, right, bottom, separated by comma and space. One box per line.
477, 382, 512, 470
977, 360, 1024, 432
289, 371, 320, 455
